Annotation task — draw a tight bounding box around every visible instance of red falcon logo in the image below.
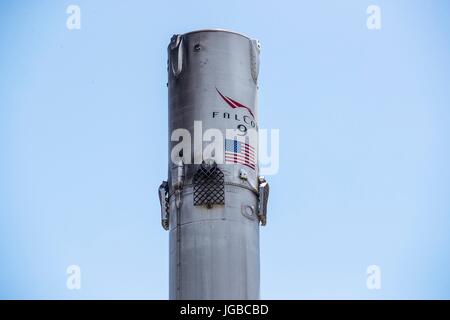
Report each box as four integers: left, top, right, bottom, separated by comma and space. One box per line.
216, 88, 254, 118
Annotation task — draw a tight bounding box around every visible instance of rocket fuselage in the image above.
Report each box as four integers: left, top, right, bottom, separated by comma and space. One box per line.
161, 30, 266, 300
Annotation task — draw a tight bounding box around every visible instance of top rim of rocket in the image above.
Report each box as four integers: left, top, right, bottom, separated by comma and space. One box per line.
180, 29, 255, 40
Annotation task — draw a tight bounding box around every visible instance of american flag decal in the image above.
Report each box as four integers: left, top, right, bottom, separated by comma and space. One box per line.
225, 139, 256, 170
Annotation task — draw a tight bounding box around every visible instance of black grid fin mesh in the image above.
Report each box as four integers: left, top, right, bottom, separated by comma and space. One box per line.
193, 164, 225, 207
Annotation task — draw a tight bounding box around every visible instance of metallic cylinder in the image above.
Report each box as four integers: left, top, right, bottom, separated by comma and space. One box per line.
162, 29, 266, 300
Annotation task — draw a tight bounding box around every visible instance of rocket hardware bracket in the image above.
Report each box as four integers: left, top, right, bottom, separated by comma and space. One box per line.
257, 176, 269, 226
158, 181, 169, 230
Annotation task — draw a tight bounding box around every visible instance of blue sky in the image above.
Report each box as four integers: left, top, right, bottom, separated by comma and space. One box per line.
0, 0, 449, 299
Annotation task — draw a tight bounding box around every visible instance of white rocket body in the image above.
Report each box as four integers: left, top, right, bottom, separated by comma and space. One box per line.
159, 30, 268, 300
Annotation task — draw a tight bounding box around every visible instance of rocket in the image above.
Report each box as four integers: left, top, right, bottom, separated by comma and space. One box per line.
158, 29, 269, 300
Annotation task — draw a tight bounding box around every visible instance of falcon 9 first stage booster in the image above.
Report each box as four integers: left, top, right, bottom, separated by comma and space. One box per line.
158, 29, 269, 300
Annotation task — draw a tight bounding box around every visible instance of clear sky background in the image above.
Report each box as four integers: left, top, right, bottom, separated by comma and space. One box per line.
1, 0, 449, 299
